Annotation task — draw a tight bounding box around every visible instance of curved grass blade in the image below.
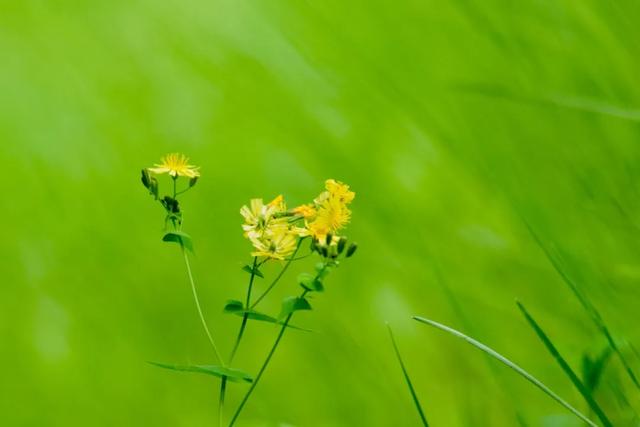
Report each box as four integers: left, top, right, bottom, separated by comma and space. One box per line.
516, 301, 612, 427
413, 316, 597, 427
428, 258, 529, 426
387, 324, 429, 427
148, 362, 253, 383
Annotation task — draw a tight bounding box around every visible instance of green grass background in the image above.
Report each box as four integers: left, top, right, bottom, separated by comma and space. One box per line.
2, 0, 640, 425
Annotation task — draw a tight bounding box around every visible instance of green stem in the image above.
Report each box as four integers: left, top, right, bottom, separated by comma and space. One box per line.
218, 257, 259, 425
230, 257, 259, 360
387, 324, 429, 427
228, 289, 309, 427
218, 376, 226, 427
172, 175, 177, 198
250, 239, 304, 309
183, 248, 224, 365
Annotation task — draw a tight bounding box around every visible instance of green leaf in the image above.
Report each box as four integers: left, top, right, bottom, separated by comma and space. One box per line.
241, 310, 279, 323
162, 231, 193, 253
148, 362, 253, 383
298, 273, 324, 292
242, 264, 264, 278
314, 262, 332, 279
223, 299, 244, 313
279, 296, 312, 320
223, 301, 311, 331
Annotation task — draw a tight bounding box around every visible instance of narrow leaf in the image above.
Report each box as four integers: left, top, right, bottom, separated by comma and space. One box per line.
413, 316, 597, 427
162, 231, 193, 253
387, 324, 429, 427
223, 303, 311, 332
236, 310, 278, 323
148, 362, 253, 383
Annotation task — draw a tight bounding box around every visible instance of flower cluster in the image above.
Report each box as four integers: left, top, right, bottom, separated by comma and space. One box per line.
240, 179, 356, 261
142, 155, 359, 427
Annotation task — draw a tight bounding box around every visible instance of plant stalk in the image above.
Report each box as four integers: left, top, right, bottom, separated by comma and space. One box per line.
251, 239, 304, 309
183, 249, 224, 365
228, 289, 308, 427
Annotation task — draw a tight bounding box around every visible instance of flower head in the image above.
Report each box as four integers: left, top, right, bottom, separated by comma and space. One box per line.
249, 228, 297, 260
325, 179, 355, 204
240, 195, 288, 240
292, 203, 317, 219
148, 153, 200, 178
304, 179, 355, 242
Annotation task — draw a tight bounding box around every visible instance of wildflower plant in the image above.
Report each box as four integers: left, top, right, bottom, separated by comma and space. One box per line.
140, 154, 357, 427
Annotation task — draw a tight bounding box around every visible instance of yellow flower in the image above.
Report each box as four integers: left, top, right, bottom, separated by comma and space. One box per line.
308, 197, 351, 240
304, 179, 355, 241
325, 179, 355, 203
250, 229, 297, 260
292, 203, 316, 219
148, 153, 200, 178
268, 194, 286, 210
240, 195, 288, 240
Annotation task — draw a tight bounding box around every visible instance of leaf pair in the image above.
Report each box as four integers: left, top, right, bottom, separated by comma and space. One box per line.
242, 264, 264, 278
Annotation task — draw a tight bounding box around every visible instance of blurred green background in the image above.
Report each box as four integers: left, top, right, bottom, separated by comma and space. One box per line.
2, 0, 640, 425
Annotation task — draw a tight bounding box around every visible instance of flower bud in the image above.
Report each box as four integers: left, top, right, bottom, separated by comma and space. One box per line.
330, 245, 338, 259
141, 169, 151, 189
337, 237, 347, 254
320, 245, 329, 258
346, 243, 358, 258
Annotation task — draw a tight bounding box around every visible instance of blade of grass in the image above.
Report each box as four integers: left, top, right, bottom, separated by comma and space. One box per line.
522, 220, 640, 390
387, 323, 429, 427
428, 256, 529, 426
413, 316, 598, 427
516, 301, 612, 427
